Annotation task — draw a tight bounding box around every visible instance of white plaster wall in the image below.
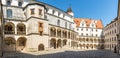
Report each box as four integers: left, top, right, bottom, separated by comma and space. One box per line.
25, 5, 44, 19
2, 0, 29, 7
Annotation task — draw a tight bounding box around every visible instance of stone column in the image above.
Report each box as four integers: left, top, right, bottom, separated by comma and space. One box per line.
15, 24, 17, 34
61, 30, 63, 38
56, 28, 57, 37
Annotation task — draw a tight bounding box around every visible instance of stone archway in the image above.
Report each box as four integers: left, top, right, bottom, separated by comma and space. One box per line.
50, 38, 56, 49
86, 44, 89, 49
4, 22, 15, 34
17, 37, 27, 51
63, 39, 67, 46
38, 44, 44, 51
4, 37, 16, 51
57, 39, 61, 48
17, 23, 26, 35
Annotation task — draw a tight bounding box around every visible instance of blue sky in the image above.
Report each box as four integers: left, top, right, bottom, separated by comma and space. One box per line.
37, 0, 118, 26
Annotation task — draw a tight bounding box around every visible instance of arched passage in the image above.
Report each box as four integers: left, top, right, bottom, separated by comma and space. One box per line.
63, 39, 67, 46
57, 28, 61, 37
4, 37, 16, 51
57, 39, 61, 48
50, 27, 56, 37
38, 44, 44, 51
4, 22, 15, 34
50, 38, 56, 49
17, 37, 27, 51
17, 23, 26, 34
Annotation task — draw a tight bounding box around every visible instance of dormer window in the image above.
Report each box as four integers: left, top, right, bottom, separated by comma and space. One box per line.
30, 8, 35, 15
82, 23, 84, 26
6, 0, 11, 6
18, 1, 23, 7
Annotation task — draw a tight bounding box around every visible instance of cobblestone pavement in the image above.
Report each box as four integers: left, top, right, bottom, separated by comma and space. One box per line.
3, 50, 120, 58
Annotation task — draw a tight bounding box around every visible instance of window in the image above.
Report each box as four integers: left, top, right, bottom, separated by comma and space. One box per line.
115, 29, 116, 33
57, 20, 60, 26
86, 28, 88, 31
6, 0, 11, 6
58, 12, 60, 16
96, 34, 98, 37
92, 24, 94, 27
82, 23, 84, 26
115, 23, 116, 26
38, 22, 43, 35
52, 10, 55, 14
39, 23, 43, 27
30, 8, 35, 15
91, 34, 93, 36
96, 29, 97, 32
81, 28, 83, 31
65, 22, 67, 28
7, 9, 12, 18
91, 29, 93, 31
69, 24, 71, 29
86, 33, 88, 36
46, 8, 49, 12
77, 28, 79, 31
18, 1, 22, 7
39, 9, 42, 15
81, 33, 83, 36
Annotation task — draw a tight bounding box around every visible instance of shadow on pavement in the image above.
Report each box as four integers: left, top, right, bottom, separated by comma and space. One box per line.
3, 50, 120, 58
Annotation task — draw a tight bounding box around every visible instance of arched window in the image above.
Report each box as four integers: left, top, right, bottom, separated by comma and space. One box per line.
57, 20, 60, 26
7, 9, 12, 18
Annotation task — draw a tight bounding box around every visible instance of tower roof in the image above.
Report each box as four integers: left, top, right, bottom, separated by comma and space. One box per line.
66, 7, 73, 13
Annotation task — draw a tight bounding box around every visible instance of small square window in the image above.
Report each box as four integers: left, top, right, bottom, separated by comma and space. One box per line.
30, 8, 35, 15
18, 1, 22, 7
96, 29, 97, 32
86, 29, 88, 31
39, 9, 42, 15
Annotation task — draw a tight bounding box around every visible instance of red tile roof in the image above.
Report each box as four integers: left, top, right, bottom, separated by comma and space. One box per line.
74, 18, 103, 29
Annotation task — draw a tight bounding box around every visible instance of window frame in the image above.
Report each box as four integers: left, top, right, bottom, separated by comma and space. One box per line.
30, 8, 35, 15
7, 9, 12, 18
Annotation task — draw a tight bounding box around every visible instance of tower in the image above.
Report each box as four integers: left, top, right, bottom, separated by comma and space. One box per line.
117, 0, 120, 19
66, 6, 74, 16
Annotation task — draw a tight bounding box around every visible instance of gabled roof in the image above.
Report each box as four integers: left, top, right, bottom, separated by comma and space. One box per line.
74, 18, 103, 29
